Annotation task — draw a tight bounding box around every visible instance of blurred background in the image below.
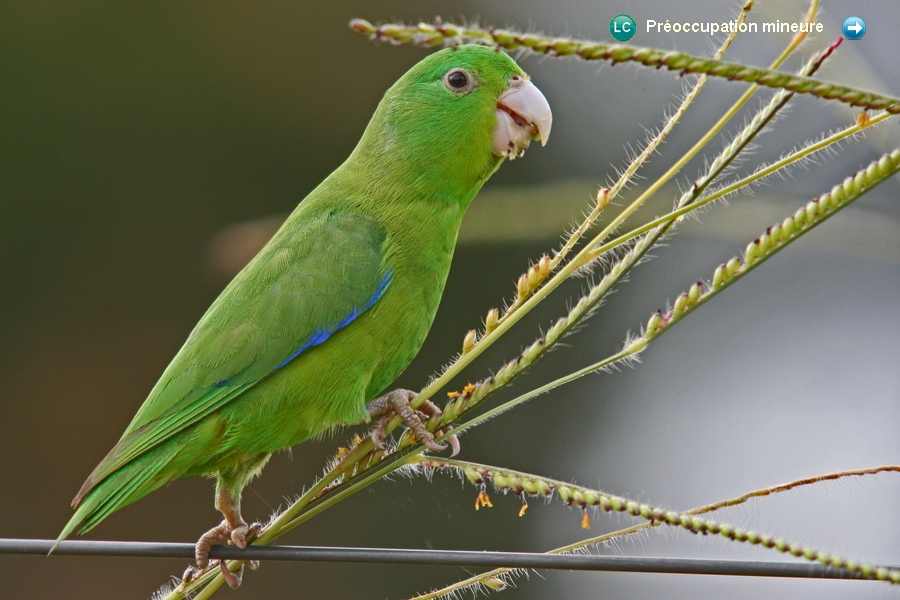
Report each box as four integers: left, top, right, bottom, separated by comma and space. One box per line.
1, 1, 898, 598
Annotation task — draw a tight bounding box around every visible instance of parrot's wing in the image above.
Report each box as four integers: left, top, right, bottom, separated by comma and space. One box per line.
75, 209, 389, 503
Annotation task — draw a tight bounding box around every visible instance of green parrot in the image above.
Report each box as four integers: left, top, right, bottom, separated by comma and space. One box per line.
57, 44, 551, 587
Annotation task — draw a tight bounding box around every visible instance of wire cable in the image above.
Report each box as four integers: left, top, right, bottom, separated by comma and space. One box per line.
1, 538, 885, 581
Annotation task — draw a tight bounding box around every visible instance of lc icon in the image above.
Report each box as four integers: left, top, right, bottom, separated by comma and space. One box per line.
611, 14, 636, 41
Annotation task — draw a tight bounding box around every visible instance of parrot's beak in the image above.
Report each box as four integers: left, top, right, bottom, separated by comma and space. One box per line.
493, 77, 552, 159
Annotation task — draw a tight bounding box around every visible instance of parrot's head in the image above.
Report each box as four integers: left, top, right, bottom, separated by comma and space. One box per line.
359, 44, 552, 195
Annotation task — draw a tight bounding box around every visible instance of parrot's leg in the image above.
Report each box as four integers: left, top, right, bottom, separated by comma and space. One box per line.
182, 462, 266, 589
367, 388, 460, 455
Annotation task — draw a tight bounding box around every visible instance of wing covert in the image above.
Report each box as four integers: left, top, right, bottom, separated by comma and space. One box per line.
82, 208, 390, 492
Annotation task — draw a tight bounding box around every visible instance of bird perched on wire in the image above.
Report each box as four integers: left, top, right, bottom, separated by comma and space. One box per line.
57, 43, 551, 588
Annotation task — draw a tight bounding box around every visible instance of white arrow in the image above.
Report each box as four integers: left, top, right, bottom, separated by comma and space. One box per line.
847, 21, 862, 34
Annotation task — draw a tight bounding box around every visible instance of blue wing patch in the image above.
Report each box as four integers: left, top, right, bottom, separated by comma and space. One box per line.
274, 269, 393, 370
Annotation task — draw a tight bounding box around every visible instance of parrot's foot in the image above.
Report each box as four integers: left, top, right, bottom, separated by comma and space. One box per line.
366, 388, 460, 455
181, 490, 263, 589
181, 520, 262, 589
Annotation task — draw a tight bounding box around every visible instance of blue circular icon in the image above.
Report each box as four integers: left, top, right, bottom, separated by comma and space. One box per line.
842, 16, 866, 40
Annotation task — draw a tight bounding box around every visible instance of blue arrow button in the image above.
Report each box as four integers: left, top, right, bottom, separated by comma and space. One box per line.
842, 16, 866, 40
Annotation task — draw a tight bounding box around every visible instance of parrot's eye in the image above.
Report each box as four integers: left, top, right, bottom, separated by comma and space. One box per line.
443, 68, 476, 94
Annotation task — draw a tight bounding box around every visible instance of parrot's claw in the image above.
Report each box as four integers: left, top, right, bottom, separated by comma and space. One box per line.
181, 564, 201, 588
194, 518, 261, 569
219, 559, 245, 589
194, 520, 230, 570
183, 493, 263, 590
178, 560, 246, 590
181, 557, 259, 591
445, 425, 461, 457
366, 389, 460, 455
230, 521, 262, 549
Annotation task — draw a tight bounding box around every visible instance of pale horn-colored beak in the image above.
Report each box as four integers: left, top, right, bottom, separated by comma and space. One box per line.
493, 76, 552, 159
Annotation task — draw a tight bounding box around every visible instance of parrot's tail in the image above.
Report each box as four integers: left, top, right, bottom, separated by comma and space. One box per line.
52, 438, 186, 554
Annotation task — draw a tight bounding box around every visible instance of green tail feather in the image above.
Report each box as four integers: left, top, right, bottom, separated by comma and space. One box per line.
53, 438, 186, 553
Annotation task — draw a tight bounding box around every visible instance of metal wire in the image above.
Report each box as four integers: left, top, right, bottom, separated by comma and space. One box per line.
1, 538, 885, 581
